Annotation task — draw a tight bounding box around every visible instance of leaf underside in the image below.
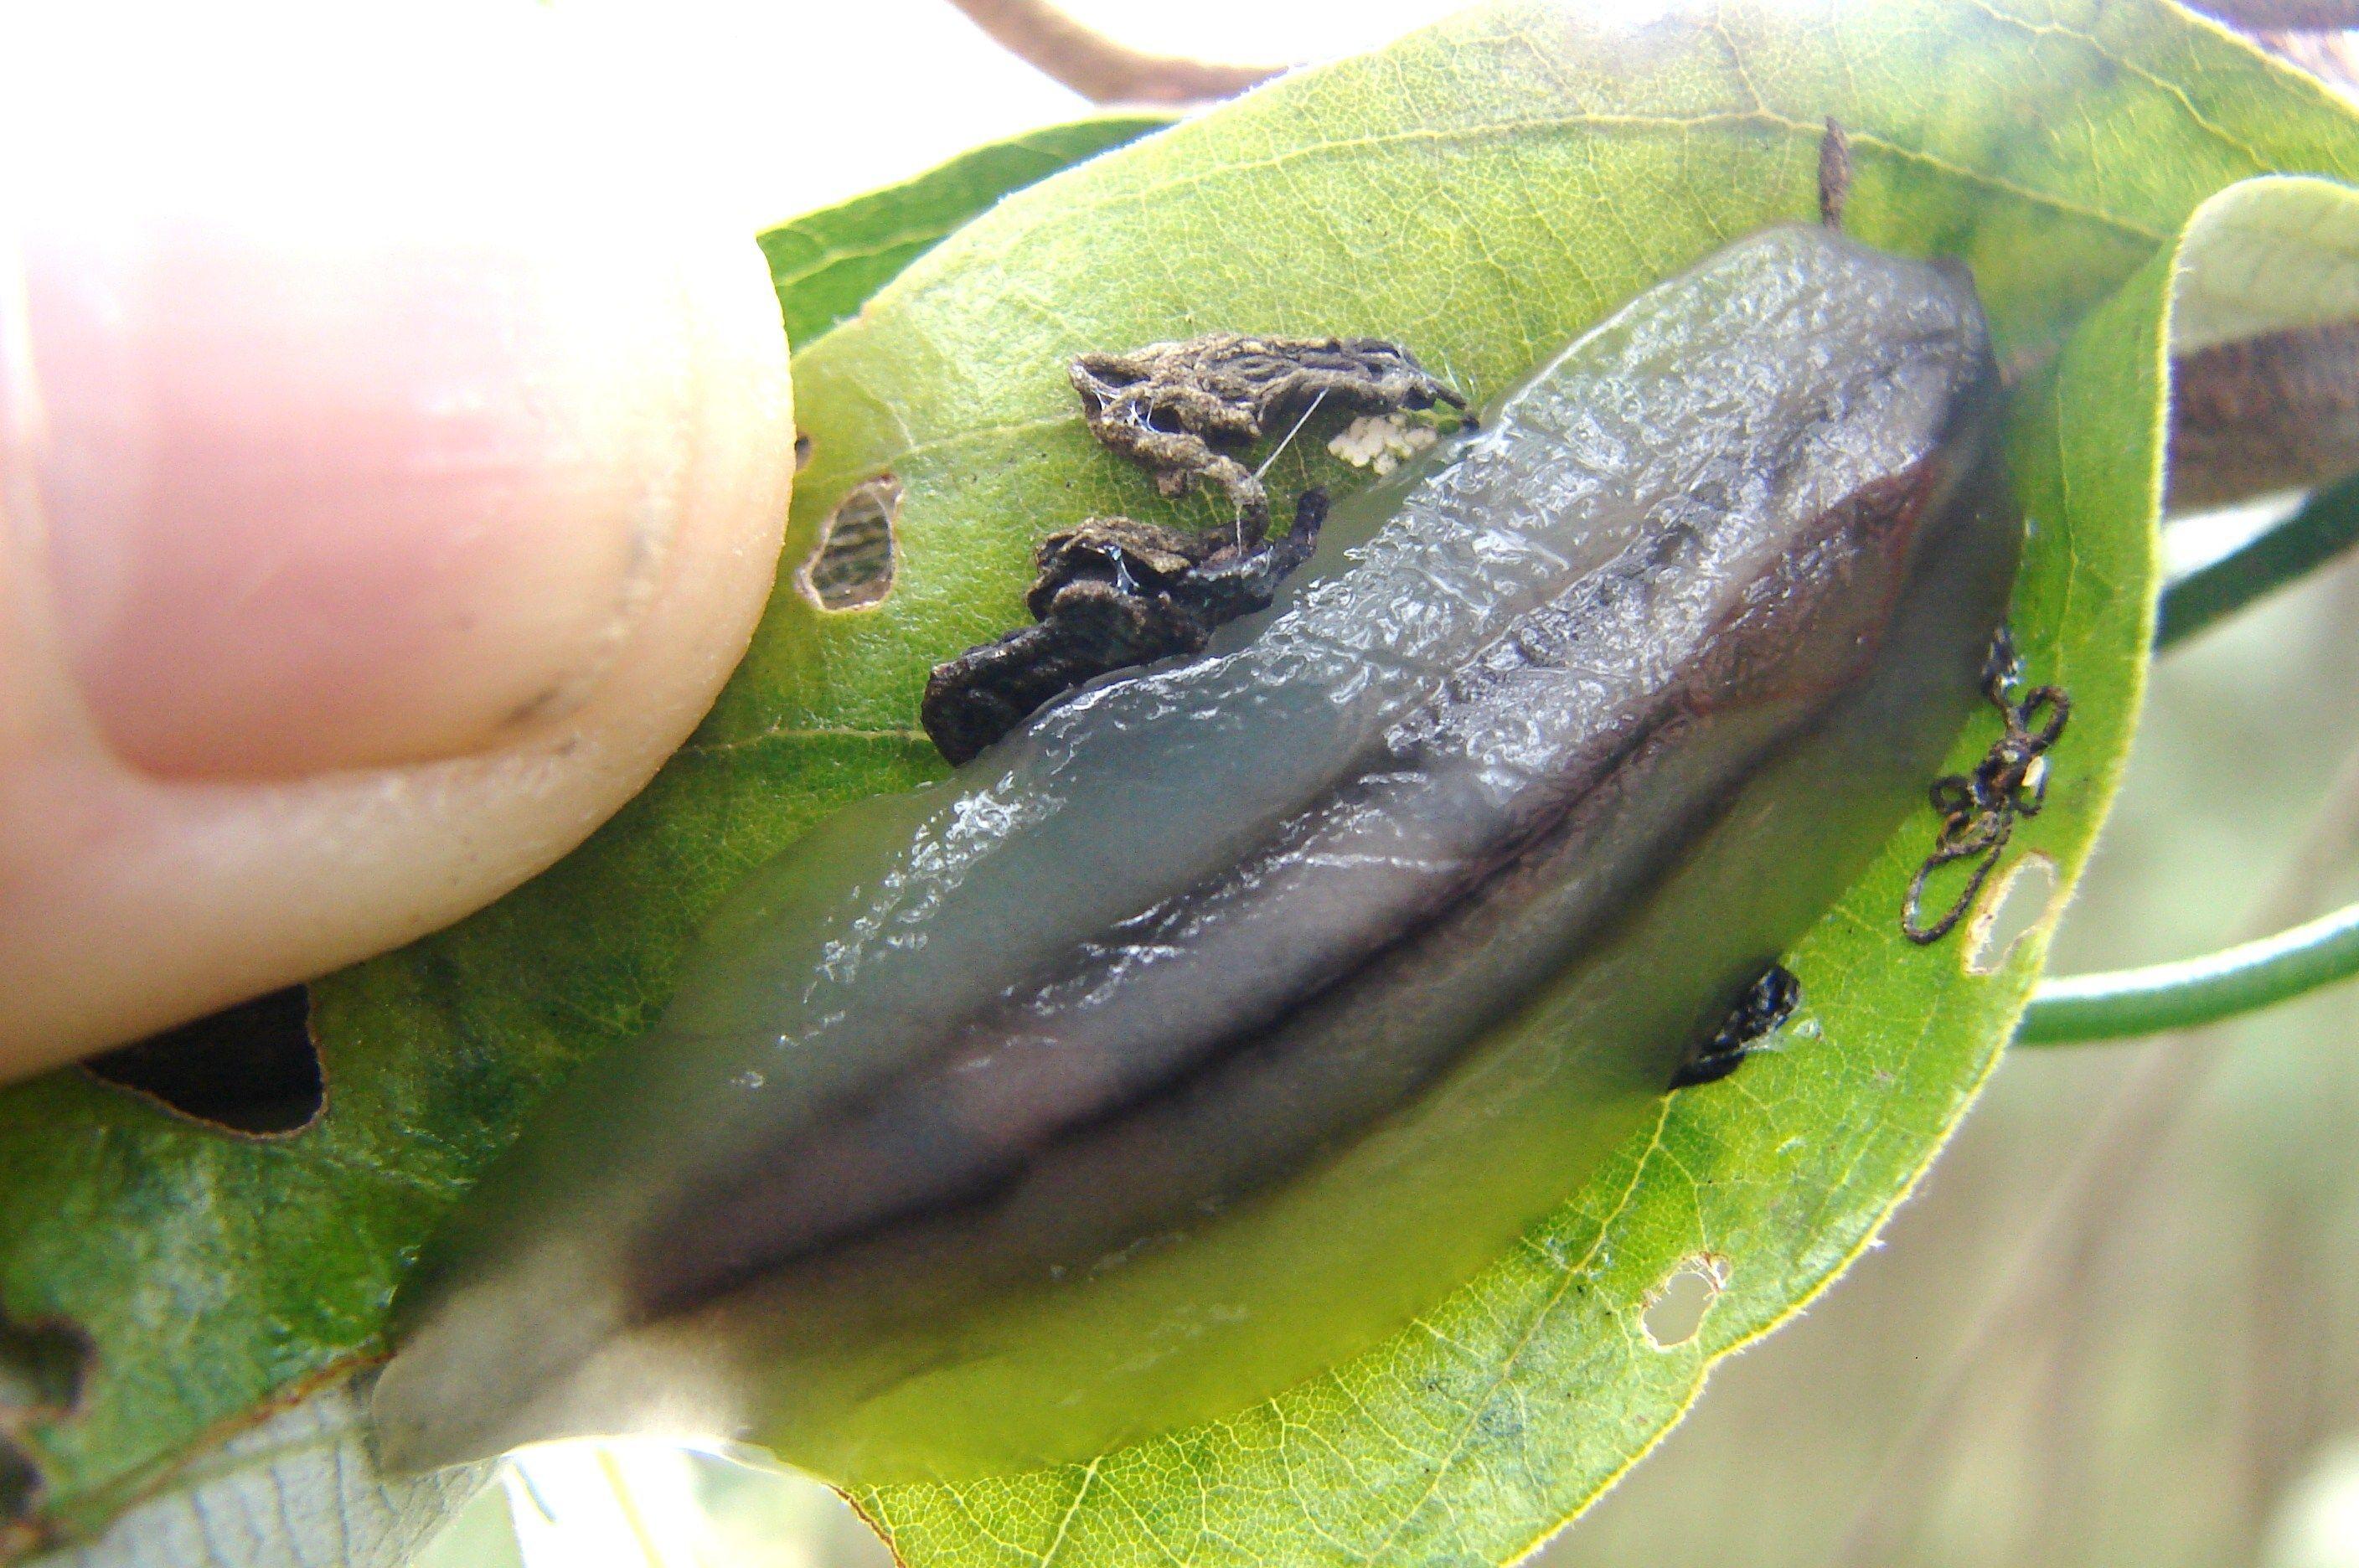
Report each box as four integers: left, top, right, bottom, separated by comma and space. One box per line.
6, 3, 2358, 1565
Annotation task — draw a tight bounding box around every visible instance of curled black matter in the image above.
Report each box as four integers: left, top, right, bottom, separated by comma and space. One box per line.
1901, 628, 2071, 944
922, 334, 1464, 762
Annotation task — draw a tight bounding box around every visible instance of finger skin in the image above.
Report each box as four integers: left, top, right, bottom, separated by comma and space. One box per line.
0, 8, 796, 1077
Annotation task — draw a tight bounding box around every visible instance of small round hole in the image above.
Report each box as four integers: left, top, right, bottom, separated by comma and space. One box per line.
0, 1317, 90, 1419
0, 1438, 39, 1526
1966, 851, 2060, 975
1642, 1255, 1729, 1349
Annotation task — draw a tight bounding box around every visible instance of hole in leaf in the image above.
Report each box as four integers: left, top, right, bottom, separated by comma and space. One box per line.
794, 429, 813, 472
1642, 1255, 1729, 1349
83, 987, 323, 1136
0, 1437, 37, 1526
799, 475, 900, 611
1966, 852, 2060, 975
0, 1317, 90, 1418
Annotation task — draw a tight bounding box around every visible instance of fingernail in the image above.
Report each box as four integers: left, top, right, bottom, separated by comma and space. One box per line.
3, 15, 774, 780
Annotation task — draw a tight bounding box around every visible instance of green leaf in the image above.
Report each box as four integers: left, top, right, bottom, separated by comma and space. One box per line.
759, 116, 1169, 350
3, 3, 2356, 1564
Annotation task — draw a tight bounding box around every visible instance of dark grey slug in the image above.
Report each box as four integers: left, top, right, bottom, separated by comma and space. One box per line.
374, 224, 2021, 1483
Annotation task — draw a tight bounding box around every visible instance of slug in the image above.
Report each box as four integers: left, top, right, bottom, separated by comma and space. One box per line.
374, 224, 2021, 1484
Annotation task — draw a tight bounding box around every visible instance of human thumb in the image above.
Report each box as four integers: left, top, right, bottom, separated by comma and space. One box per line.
0, 4, 796, 1075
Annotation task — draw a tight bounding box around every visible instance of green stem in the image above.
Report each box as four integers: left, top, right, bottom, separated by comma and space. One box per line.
2017, 897, 2359, 1044
2156, 472, 2359, 649
2044, 481, 2359, 1045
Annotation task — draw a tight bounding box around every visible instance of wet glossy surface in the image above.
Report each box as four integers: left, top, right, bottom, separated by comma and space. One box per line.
376, 225, 2020, 1483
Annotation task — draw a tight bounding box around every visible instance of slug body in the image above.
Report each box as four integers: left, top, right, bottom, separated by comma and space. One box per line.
376, 226, 2021, 1483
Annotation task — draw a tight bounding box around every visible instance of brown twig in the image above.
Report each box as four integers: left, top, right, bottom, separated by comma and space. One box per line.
1817, 117, 1852, 230
2171, 322, 2359, 512
2258, 27, 2359, 100
943, 0, 1283, 104
2191, 0, 2359, 28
